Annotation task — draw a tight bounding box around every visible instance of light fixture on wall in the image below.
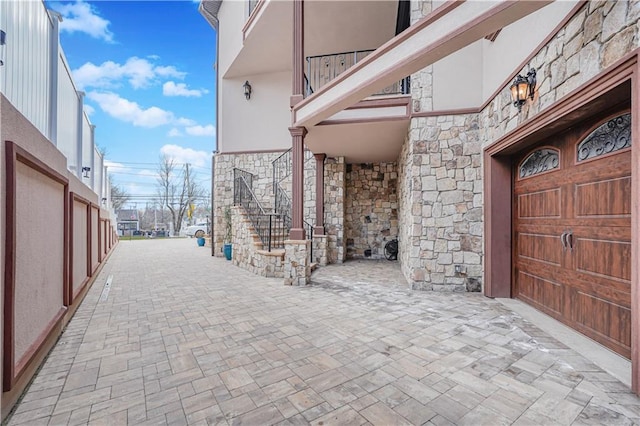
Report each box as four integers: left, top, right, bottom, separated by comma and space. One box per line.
510, 68, 536, 112
243, 80, 252, 100
82, 166, 91, 178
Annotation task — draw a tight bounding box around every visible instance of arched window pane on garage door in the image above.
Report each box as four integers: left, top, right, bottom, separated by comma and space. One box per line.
518, 148, 560, 179
577, 113, 631, 162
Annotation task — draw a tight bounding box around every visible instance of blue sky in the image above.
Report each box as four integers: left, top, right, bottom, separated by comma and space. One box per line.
48, 0, 217, 207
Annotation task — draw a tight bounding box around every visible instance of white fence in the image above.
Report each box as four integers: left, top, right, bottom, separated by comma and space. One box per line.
0, 0, 113, 209
0, 0, 53, 138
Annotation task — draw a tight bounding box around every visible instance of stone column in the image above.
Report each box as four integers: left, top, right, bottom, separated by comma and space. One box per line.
313, 153, 326, 235
289, 127, 307, 240
285, 240, 311, 286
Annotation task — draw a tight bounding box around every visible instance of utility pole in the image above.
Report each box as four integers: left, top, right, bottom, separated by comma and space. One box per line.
185, 163, 192, 226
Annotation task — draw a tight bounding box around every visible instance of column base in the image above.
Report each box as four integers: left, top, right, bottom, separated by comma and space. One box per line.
312, 234, 328, 266
284, 240, 311, 286
289, 228, 306, 240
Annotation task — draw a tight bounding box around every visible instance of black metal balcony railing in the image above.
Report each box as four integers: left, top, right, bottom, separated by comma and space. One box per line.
306, 50, 410, 97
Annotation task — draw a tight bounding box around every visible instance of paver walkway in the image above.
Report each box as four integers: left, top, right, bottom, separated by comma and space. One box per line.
7, 239, 640, 425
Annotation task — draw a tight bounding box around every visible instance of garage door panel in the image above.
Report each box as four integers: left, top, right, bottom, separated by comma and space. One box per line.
517, 271, 564, 315
566, 274, 630, 308
575, 176, 631, 218
571, 291, 631, 355
517, 233, 563, 266
575, 238, 631, 282
517, 188, 561, 219
513, 109, 631, 359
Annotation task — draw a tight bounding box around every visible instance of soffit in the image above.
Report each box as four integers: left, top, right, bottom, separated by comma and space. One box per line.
305, 119, 408, 163
225, 0, 397, 78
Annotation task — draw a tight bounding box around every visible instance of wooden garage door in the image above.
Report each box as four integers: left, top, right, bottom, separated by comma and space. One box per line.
513, 110, 632, 358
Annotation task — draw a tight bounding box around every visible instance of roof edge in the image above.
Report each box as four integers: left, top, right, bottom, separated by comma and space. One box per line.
199, 0, 222, 29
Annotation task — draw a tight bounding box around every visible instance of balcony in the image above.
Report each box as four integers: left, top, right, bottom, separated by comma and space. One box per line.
306, 50, 410, 98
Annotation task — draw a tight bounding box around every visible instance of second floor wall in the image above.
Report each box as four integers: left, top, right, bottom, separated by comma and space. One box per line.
219, 70, 292, 153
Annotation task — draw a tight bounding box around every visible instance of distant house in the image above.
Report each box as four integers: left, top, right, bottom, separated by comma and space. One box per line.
117, 209, 140, 236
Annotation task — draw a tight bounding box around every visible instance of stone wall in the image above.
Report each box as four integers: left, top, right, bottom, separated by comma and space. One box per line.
396, 0, 484, 291
398, 115, 483, 291
276, 149, 316, 229
410, 0, 433, 114
230, 206, 284, 277
345, 163, 398, 259
479, 1, 640, 148
213, 152, 283, 255
395, 0, 640, 292
284, 240, 310, 286
324, 157, 346, 263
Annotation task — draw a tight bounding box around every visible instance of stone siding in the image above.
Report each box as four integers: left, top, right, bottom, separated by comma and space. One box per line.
399, 115, 482, 291
230, 206, 284, 278
284, 240, 311, 286
324, 157, 346, 263
396, 0, 640, 291
410, 0, 434, 114
345, 163, 399, 259
213, 152, 284, 255
276, 149, 316, 228
312, 235, 328, 266
480, 1, 640, 148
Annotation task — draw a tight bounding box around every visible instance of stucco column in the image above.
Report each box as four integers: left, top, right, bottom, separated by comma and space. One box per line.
313, 153, 326, 235
289, 126, 307, 240
290, 0, 304, 108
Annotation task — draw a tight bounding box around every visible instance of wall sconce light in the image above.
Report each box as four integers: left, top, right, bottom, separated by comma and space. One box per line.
101, 197, 107, 204
510, 68, 536, 112
243, 80, 252, 100
82, 166, 91, 178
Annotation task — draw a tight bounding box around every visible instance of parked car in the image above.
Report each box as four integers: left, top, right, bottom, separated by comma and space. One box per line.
185, 222, 209, 238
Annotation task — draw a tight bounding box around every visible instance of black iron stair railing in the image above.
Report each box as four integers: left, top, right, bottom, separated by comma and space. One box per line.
233, 168, 286, 251
274, 180, 314, 258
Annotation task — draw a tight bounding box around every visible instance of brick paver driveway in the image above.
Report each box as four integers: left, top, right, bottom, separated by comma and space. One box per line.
7, 239, 640, 425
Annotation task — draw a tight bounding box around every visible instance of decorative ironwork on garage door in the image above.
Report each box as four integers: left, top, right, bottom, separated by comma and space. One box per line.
577, 113, 631, 162
519, 148, 560, 179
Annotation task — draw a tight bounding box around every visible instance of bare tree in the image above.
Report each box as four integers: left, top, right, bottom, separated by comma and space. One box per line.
110, 179, 130, 211
156, 155, 202, 234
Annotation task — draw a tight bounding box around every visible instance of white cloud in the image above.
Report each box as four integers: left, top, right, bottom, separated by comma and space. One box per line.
168, 128, 183, 137
87, 92, 173, 128
54, 1, 114, 42
83, 104, 95, 116
185, 125, 215, 137
73, 57, 186, 90
175, 117, 197, 126
162, 81, 209, 97
160, 144, 209, 167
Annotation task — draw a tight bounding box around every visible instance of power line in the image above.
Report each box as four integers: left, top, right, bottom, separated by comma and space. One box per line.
107, 160, 211, 169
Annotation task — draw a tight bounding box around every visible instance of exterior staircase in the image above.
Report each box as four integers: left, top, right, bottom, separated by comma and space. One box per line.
230, 148, 317, 278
